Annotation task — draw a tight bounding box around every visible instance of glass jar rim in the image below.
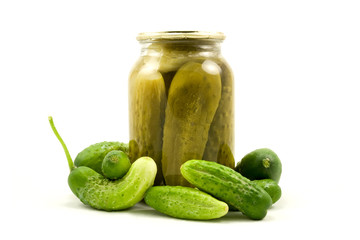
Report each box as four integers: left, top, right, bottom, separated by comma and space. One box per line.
136, 31, 226, 41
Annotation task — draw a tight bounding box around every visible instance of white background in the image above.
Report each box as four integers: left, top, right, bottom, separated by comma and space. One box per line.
1, 0, 359, 239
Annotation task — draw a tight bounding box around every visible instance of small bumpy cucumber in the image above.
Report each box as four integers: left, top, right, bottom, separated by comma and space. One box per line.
129, 68, 166, 185
101, 150, 131, 180
74, 141, 129, 174
69, 157, 157, 211
181, 160, 272, 220
253, 179, 282, 204
162, 61, 222, 186
144, 186, 228, 220
49, 116, 157, 211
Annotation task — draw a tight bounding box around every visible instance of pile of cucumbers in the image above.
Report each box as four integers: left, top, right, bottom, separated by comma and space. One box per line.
146, 149, 282, 220
50, 116, 282, 220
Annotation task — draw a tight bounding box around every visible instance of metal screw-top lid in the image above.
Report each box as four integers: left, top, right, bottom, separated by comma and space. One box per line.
136, 31, 226, 41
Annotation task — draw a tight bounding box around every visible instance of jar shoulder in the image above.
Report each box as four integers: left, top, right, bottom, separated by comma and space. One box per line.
129, 55, 232, 81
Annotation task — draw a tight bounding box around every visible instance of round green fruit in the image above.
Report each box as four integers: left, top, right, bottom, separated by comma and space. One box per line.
235, 148, 282, 183
102, 150, 131, 180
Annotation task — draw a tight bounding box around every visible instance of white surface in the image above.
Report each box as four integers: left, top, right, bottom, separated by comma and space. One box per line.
1, 0, 360, 239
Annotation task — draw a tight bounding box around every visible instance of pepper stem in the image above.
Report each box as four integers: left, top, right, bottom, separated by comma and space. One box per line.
48, 116, 74, 171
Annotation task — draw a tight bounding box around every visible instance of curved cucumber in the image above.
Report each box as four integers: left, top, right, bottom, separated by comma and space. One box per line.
49, 117, 157, 211
74, 141, 129, 174
162, 61, 222, 186
69, 157, 157, 211
144, 186, 228, 220
130, 68, 166, 185
181, 160, 272, 220
203, 60, 234, 164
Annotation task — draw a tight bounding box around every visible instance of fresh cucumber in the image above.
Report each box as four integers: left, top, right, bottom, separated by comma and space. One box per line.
181, 160, 272, 220
144, 186, 228, 220
253, 179, 282, 204
74, 141, 129, 174
236, 148, 282, 183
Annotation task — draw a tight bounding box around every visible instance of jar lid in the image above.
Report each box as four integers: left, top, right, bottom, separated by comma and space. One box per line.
136, 31, 226, 41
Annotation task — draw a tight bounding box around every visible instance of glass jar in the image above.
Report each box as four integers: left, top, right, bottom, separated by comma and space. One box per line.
128, 31, 234, 186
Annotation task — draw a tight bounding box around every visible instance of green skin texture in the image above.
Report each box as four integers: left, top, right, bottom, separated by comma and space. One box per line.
74, 141, 129, 175
101, 150, 131, 180
203, 60, 234, 167
48, 116, 157, 211
162, 61, 222, 186
129, 68, 166, 185
144, 186, 228, 220
159, 59, 235, 169
181, 160, 272, 220
236, 148, 282, 183
69, 157, 157, 211
253, 179, 282, 204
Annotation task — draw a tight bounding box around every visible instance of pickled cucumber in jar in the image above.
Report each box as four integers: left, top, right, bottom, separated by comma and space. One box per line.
203, 60, 235, 169
129, 31, 234, 186
162, 60, 222, 186
129, 64, 166, 185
